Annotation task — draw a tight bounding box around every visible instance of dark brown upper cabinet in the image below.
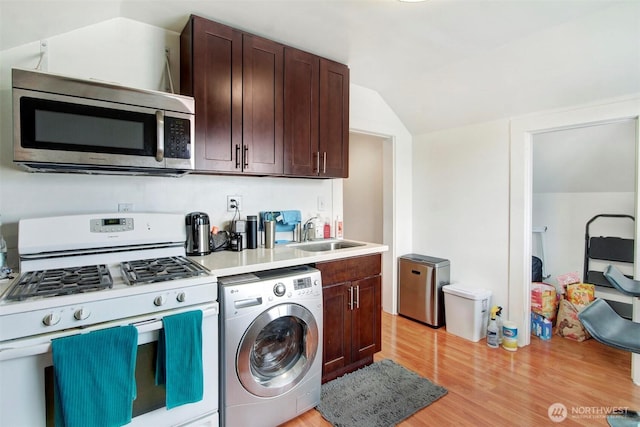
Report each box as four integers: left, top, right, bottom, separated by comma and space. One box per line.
319, 58, 350, 178
181, 16, 241, 173
284, 48, 349, 178
181, 15, 348, 178
181, 16, 283, 175
242, 34, 284, 174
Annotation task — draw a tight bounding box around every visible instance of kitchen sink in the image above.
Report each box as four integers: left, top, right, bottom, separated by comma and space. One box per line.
289, 240, 365, 252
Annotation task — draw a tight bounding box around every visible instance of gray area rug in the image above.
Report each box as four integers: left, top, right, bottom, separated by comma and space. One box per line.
316, 359, 448, 427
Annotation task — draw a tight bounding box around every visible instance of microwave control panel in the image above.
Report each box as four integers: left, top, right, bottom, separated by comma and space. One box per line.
165, 117, 191, 159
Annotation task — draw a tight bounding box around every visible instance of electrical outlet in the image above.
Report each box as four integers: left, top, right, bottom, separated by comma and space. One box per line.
318, 196, 326, 211
118, 203, 133, 212
227, 195, 242, 212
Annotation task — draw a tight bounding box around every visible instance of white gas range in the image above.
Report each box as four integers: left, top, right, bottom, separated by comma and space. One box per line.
0, 213, 219, 427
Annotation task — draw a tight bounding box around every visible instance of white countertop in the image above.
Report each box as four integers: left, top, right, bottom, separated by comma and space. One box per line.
189, 239, 388, 277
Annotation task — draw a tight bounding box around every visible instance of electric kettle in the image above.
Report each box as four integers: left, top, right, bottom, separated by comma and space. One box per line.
185, 212, 211, 256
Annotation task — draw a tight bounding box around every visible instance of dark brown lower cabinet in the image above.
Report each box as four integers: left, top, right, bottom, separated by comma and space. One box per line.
315, 254, 382, 383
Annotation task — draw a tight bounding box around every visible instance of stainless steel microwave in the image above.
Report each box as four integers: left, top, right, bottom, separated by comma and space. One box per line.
12, 68, 195, 176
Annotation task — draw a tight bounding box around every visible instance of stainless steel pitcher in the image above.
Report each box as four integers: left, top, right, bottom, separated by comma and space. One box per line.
185, 212, 211, 256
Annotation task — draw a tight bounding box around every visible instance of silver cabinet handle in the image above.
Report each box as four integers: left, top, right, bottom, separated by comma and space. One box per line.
355, 285, 360, 309
348, 286, 354, 310
155, 110, 164, 162
244, 145, 249, 168
315, 151, 320, 174
235, 144, 241, 169
322, 151, 327, 174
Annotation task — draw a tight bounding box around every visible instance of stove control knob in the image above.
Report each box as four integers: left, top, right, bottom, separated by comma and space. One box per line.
43, 313, 61, 327
154, 295, 166, 306
273, 282, 286, 297
74, 308, 90, 321
176, 292, 186, 303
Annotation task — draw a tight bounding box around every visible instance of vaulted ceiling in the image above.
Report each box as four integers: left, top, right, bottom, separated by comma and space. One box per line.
1, 0, 639, 135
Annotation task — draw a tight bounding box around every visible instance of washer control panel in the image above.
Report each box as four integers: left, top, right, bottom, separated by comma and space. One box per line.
273, 282, 286, 297
293, 277, 312, 290
220, 266, 322, 314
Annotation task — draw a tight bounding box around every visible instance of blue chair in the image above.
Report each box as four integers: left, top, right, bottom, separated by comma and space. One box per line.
578, 299, 640, 354
577, 265, 640, 353
603, 265, 640, 297
577, 265, 640, 427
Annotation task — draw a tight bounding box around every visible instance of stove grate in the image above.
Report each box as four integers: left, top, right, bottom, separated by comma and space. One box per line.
6, 265, 113, 300
120, 256, 209, 285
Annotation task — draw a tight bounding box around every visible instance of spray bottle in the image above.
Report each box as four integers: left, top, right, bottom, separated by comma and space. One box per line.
496, 306, 504, 344
486, 306, 500, 348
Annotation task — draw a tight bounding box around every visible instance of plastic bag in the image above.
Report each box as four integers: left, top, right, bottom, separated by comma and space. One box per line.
566, 283, 595, 306
556, 298, 591, 342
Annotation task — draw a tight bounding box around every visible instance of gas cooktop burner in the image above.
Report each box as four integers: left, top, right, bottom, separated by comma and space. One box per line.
6, 265, 113, 301
121, 256, 209, 285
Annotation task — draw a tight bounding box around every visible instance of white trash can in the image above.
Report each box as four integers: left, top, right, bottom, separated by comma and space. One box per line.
442, 284, 492, 342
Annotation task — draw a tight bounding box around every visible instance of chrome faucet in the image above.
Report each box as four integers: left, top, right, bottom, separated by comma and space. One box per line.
302, 217, 317, 242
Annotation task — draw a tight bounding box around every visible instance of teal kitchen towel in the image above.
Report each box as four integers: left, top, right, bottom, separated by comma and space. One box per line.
52, 325, 138, 427
280, 210, 301, 225
156, 310, 204, 409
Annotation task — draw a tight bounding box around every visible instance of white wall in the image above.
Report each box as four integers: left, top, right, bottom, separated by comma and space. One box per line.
413, 95, 640, 347
412, 119, 511, 309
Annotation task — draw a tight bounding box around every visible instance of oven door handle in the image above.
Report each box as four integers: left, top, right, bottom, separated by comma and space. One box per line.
132, 304, 218, 335
0, 342, 51, 360
0, 303, 218, 361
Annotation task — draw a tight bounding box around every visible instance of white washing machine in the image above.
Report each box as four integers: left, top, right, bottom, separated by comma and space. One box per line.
219, 265, 323, 427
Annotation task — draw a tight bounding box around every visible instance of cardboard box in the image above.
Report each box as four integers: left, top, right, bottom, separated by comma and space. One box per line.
531, 282, 558, 321
531, 312, 553, 340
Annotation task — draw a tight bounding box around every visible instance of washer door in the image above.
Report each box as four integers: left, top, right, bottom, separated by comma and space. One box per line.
237, 303, 319, 397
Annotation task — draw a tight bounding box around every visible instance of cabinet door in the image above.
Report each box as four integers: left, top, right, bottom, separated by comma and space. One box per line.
283, 47, 319, 176
321, 282, 352, 378
182, 16, 242, 172
242, 35, 284, 174
352, 275, 382, 360
319, 59, 349, 178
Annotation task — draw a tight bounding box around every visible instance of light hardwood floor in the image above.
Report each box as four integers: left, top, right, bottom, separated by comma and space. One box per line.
282, 311, 639, 427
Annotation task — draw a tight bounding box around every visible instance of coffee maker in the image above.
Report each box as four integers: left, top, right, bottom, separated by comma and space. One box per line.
185, 212, 211, 256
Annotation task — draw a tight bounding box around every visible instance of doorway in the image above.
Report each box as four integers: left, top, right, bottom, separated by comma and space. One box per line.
344, 131, 394, 313
509, 95, 640, 384
531, 120, 636, 285
344, 133, 385, 244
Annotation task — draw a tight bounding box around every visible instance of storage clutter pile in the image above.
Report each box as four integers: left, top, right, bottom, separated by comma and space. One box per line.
531, 271, 597, 342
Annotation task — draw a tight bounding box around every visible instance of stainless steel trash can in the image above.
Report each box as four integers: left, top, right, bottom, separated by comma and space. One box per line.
398, 254, 450, 328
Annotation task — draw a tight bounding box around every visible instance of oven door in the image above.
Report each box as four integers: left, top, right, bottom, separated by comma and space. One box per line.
13, 88, 194, 171
236, 303, 319, 398
0, 303, 218, 427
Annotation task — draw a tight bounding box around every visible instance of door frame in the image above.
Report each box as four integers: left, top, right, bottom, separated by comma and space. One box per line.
343, 130, 395, 314
509, 94, 640, 384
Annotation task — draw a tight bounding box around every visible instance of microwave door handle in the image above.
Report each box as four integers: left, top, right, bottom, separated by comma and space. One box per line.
156, 110, 164, 162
